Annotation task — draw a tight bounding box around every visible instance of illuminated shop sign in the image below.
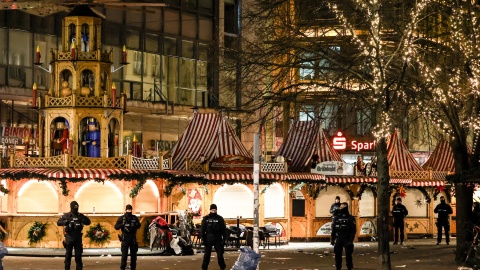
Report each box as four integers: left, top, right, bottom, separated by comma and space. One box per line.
332, 132, 375, 151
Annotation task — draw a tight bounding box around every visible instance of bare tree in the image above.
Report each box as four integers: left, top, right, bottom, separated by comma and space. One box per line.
236, 0, 441, 269
400, 0, 480, 263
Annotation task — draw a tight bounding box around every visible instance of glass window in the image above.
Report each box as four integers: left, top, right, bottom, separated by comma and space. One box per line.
182, 40, 194, 59
197, 61, 207, 91
165, 0, 180, 6
31, 16, 55, 35
0, 66, 6, 86
104, 24, 121, 46
164, 37, 177, 56
199, 0, 213, 13
123, 49, 143, 82
143, 52, 160, 81
34, 34, 56, 89
164, 9, 180, 35
182, 0, 197, 9
198, 43, 209, 61
199, 16, 213, 41
8, 11, 30, 30
145, 34, 159, 53
9, 30, 32, 88
146, 8, 163, 32
224, 2, 237, 34
0, 11, 6, 27
182, 13, 197, 39
124, 81, 142, 100
126, 9, 143, 28
179, 58, 195, 89
105, 8, 123, 24
162, 56, 178, 103
110, 46, 123, 81
0, 29, 7, 65
179, 58, 196, 106
126, 30, 140, 50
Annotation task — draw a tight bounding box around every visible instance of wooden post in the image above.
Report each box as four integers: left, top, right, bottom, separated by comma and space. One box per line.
127, 154, 132, 169
64, 152, 70, 168
9, 153, 14, 168
185, 156, 190, 170
159, 155, 164, 171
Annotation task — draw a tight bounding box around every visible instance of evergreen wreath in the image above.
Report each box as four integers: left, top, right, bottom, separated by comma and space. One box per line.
86, 223, 110, 245
27, 221, 47, 245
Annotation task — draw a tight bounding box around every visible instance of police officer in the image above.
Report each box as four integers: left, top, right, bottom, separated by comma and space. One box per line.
434, 196, 453, 245
331, 202, 356, 270
114, 204, 141, 270
201, 204, 227, 270
392, 197, 408, 245
57, 201, 91, 270
330, 196, 341, 244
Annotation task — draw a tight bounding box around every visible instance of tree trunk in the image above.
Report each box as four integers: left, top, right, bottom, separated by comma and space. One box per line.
451, 139, 473, 263
377, 136, 391, 270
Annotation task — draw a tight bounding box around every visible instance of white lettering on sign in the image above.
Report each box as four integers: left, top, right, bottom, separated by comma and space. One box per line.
316, 222, 332, 236
351, 140, 376, 151
332, 131, 375, 151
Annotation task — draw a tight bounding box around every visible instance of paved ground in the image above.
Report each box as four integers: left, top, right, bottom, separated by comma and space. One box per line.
1, 238, 464, 269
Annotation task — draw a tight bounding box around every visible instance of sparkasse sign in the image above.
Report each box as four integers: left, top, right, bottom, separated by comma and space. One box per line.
332, 132, 376, 151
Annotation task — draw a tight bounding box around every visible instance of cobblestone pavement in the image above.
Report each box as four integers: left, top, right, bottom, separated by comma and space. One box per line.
2, 238, 462, 269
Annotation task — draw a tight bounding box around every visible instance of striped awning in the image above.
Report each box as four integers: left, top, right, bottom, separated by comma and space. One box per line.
277, 120, 342, 172
42, 168, 147, 179
205, 172, 284, 181
387, 130, 424, 171
326, 176, 377, 184
422, 140, 453, 172
167, 113, 252, 171
0, 168, 202, 181
411, 180, 445, 187
326, 176, 412, 185
389, 178, 412, 184
205, 172, 325, 181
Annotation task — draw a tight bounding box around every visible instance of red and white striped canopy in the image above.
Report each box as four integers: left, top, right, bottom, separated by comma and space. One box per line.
42, 168, 147, 179
422, 140, 454, 172
168, 113, 252, 170
387, 130, 423, 171
277, 120, 342, 172
326, 177, 413, 185
411, 180, 445, 187
205, 172, 325, 181
0, 168, 203, 181
327, 176, 377, 184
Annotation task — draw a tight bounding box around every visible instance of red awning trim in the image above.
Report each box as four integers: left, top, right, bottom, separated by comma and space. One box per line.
285, 173, 325, 181
205, 172, 285, 181
43, 168, 147, 179
389, 178, 412, 184
411, 180, 445, 187
326, 176, 377, 184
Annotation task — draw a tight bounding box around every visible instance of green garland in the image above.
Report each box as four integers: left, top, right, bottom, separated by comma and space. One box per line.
27, 221, 47, 245
85, 223, 110, 245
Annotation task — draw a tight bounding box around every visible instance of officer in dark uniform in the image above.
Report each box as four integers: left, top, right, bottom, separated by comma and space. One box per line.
201, 204, 227, 270
434, 196, 453, 245
115, 204, 141, 270
330, 196, 341, 245
331, 202, 356, 270
392, 197, 408, 245
57, 201, 91, 270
